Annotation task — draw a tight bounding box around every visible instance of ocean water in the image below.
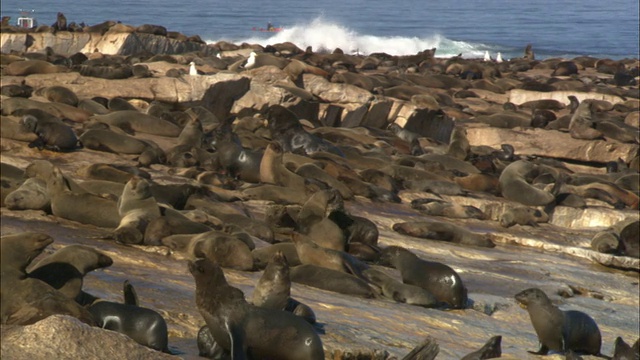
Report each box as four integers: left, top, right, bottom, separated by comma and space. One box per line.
1, 0, 638, 60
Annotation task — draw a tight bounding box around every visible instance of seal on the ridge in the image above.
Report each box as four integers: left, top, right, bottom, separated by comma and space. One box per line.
188, 257, 325, 359
515, 287, 604, 356
379, 245, 468, 309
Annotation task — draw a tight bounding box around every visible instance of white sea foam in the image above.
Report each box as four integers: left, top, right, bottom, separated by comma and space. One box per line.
208, 16, 491, 58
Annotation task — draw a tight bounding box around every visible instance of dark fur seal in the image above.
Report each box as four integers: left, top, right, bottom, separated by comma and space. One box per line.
515, 287, 604, 356
89, 300, 170, 353
392, 220, 495, 248
379, 246, 467, 309
188, 257, 324, 359
460, 335, 502, 360
612, 336, 639, 360
290, 264, 377, 298
1, 232, 94, 325
28, 244, 113, 301
362, 267, 437, 308
20, 114, 79, 151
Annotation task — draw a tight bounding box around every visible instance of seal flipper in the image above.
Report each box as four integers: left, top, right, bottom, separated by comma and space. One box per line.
403, 335, 439, 360
225, 320, 247, 360
528, 344, 550, 355
123, 280, 139, 306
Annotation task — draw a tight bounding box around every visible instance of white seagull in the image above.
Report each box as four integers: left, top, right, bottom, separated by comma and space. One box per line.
496, 52, 504, 63
189, 61, 198, 76
483, 50, 491, 62
244, 51, 257, 69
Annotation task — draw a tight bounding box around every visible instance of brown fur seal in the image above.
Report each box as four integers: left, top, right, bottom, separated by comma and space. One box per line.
515, 288, 604, 356
499, 160, 557, 206
259, 141, 307, 189
252, 251, 290, 310
499, 206, 549, 227
4, 60, 69, 76
252, 243, 301, 270
47, 166, 121, 228
291, 233, 368, 279
20, 114, 80, 151
379, 246, 467, 309
188, 257, 324, 359
114, 176, 161, 244
4, 177, 50, 211
1, 232, 94, 325
612, 336, 639, 360
89, 111, 182, 137
27, 244, 113, 301
411, 198, 486, 220
188, 231, 254, 271
290, 264, 377, 298
296, 189, 347, 251
569, 101, 603, 140
34, 85, 78, 106
392, 220, 495, 248
89, 300, 170, 353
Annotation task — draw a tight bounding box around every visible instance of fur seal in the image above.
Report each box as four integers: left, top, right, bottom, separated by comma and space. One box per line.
499, 206, 549, 227
89, 300, 170, 353
290, 264, 377, 298
379, 246, 467, 309
252, 243, 301, 269
259, 141, 307, 189
499, 160, 557, 206
114, 176, 161, 244
27, 244, 113, 301
392, 220, 495, 248
411, 198, 486, 220
4, 177, 50, 211
612, 336, 639, 360
291, 233, 368, 279
187, 231, 254, 271
569, 101, 603, 140
34, 85, 78, 106
1, 232, 94, 325
89, 111, 182, 137
460, 335, 502, 360
20, 114, 79, 151
4, 60, 69, 76
46, 166, 121, 228
362, 267, 437, 308
188, 257, 324, 359
515, 287, 604, 356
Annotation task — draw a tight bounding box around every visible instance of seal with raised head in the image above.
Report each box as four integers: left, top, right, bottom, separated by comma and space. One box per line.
515, 287, 604, 356
379, 245, 467, 309
499, 160, 557, 206
1, 232, 94, 325
188, 257, 324, 359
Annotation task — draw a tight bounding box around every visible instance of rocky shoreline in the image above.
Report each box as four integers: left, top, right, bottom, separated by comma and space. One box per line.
1, 20, 639, 359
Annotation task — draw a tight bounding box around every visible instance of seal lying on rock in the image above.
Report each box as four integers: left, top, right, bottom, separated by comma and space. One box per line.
188, 257, 324, 359
392, 220, 495, 248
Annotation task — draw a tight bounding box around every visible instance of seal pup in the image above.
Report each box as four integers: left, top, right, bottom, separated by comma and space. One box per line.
27, 244, 113, 301
460, 335, 502, 360
379, 246, 467, 309
188, 257, 325, 359
515, 287, 604, 356
569, 101, 603, 140
114, 176, 161, 244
